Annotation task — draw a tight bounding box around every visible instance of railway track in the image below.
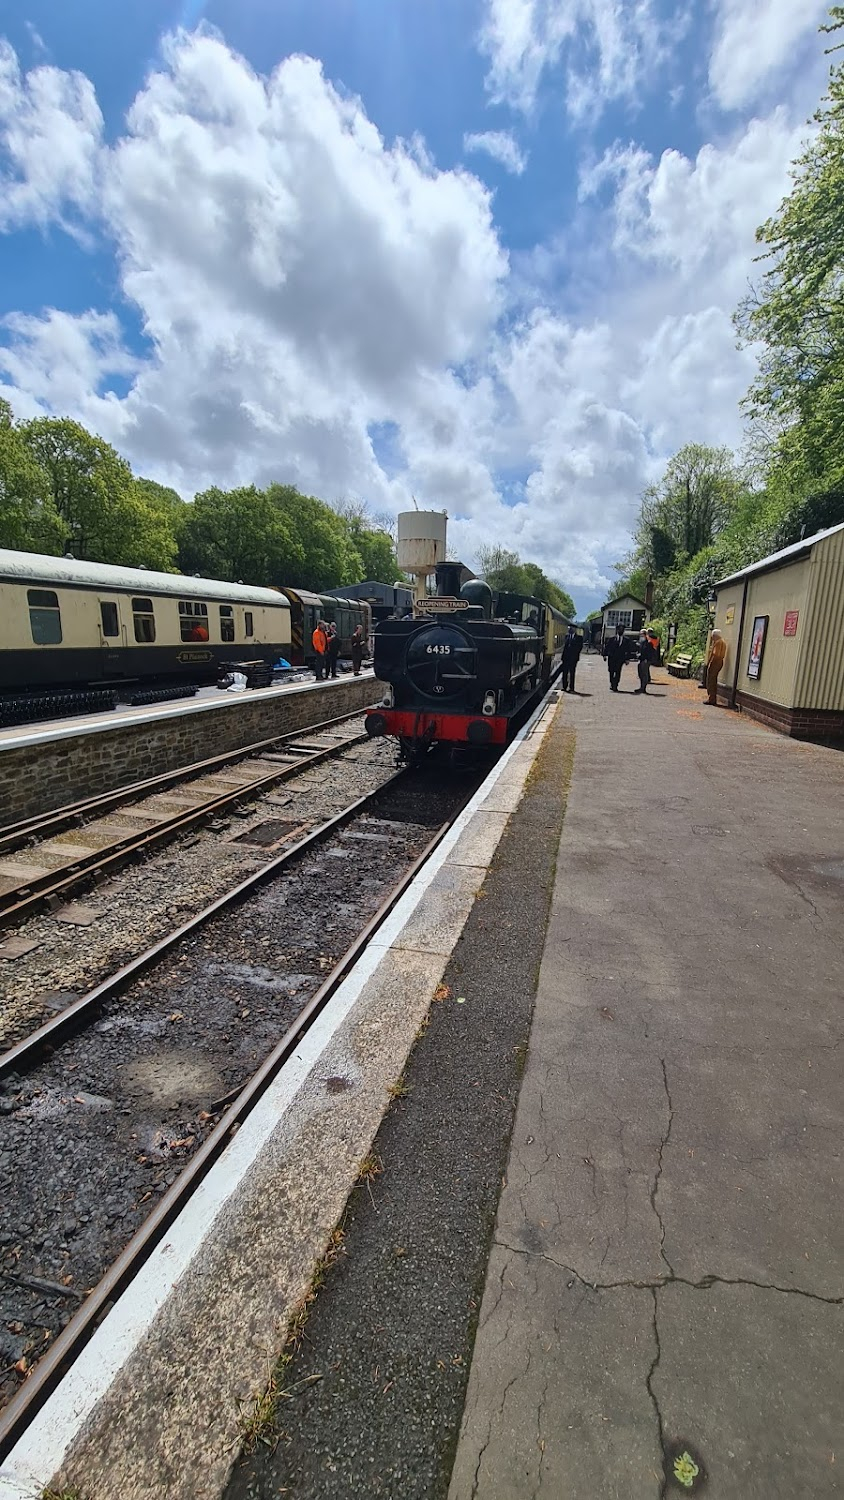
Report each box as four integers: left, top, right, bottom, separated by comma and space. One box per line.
0, 757, 486, 1452
0, 708, 377, 932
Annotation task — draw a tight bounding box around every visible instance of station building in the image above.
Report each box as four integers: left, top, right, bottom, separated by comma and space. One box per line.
712, 521, 844, 740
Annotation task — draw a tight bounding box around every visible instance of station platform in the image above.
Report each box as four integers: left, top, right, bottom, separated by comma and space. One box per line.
0, 669, 377, 826
2, 655, 841, 1500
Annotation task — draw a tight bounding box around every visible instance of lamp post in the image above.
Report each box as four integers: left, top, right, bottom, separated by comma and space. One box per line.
706, 588, 718, 623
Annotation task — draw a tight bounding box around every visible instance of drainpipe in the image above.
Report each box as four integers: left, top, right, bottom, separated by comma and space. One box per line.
730, 576, 750, 711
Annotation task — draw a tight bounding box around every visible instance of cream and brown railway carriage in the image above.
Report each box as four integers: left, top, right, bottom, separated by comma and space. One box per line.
0, 549, 292, 694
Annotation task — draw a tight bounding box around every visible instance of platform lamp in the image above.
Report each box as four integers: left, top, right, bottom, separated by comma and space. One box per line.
706, 588, 718, 622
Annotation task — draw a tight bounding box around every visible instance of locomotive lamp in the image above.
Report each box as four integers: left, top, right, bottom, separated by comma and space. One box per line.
482, 690, 497, 716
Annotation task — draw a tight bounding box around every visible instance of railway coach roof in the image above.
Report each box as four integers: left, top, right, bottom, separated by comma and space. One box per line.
0, 549, 291, 608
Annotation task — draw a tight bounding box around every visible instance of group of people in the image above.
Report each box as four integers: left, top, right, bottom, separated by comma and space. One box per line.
601, 624, 727, 703
603, 625, 659, 694
311, 621, 366, 680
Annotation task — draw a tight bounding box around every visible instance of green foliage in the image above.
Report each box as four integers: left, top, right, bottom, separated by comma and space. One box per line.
331, 499, 404, 584
267, 485, 364, 589
0, 399, 67, 554
178, 485, 304, 586
736, 8, 844, 497
632, 444, 746, 574
477, 545, 575, 616
21, 416, 177, 570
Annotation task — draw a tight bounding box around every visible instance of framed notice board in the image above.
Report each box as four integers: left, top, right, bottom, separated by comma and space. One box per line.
747, 615, 768, 680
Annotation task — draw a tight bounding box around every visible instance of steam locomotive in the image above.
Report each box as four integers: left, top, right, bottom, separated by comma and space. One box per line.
365, 562, 568, 757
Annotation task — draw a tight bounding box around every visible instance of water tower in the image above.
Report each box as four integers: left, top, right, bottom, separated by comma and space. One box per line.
396, 510, 448, 603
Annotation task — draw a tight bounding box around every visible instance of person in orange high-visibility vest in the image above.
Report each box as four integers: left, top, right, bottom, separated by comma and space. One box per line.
312, 620, 328, 680
705, 629, 727, 705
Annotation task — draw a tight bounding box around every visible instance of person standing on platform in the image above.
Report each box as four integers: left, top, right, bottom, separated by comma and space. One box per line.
704, 628, 727, 705
634, 632, 654, 693
312, 620, 328, 680
604, 625, 627, 692
351, 624, 364, 676
561, 627, 582, 693
326, 623, 341, 680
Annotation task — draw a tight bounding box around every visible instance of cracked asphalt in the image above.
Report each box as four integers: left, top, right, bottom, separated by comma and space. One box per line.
450, 656, 843, 1498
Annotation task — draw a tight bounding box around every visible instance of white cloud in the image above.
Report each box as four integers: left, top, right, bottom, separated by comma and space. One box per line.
463, 129, 528, 173
709, 0, 829, 111
0, 26, 824, 606
479, 0, 682, 116
0, 40, 103, 235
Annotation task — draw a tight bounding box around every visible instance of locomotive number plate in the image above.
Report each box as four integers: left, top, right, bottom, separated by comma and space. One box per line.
426, 644, 452, 655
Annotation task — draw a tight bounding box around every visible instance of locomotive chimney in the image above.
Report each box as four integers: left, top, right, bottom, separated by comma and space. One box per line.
435, 561, 464, 597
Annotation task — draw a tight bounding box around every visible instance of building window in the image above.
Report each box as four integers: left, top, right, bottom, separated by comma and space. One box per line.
244, 611, 254, 637
28, 588, 62, 645
606, 609, 633, 630
219, 604, 235, 643
132, 596, 156, 644
100, 601, 119, 637
178, 599, 209, 643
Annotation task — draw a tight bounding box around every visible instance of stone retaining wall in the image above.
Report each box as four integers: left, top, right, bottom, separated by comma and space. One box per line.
0, 677, 381, 827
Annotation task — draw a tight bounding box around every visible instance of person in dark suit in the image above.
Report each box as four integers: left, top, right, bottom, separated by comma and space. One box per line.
561, 627, 583, 693
634, 632, 655, 693
604, 625, 627, 691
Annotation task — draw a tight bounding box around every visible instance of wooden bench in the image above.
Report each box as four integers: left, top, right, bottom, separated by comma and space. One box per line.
667, 653, 694, 678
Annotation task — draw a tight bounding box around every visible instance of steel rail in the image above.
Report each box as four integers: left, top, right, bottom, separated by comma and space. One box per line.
0, 702, 377, 853
0, 767, 409, 1080
0, 773, 468, 1460
0, 728, 376, 931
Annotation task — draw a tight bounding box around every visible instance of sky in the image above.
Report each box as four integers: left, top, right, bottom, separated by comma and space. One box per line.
0, 0, 832, 615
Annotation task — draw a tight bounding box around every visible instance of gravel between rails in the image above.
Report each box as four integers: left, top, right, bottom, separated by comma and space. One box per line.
0, 722, 398, 1049
0, 763, 483, 1416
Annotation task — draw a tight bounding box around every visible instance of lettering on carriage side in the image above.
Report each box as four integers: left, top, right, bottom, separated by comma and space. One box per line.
176, 650, 213, 663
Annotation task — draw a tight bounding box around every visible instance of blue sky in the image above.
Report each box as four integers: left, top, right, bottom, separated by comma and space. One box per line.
0, 0, 832, 613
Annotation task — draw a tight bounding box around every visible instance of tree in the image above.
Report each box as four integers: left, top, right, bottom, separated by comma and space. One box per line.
632, 444, 744, 574
0, 399, 66, 554
477, 545, 576, 615
267, 485, 364, 589
20, 416, 177, 569
331, 499, 404, 584
736, 10, 844, 491
178, 486, 304, 586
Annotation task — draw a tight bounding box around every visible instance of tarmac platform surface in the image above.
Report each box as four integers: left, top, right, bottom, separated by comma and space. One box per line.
451, 655, 843, 1498
228, 653, 842, 1500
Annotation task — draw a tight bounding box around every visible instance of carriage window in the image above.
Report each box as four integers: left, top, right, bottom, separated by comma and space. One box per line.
28, 589, 62, 645
219, 605, 235, 643
100, 602, 119, 637
132, 596, 156, 644
244, 611, 254, 637
178, 599, 209, 643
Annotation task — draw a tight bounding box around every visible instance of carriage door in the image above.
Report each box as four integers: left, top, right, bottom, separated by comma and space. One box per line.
98, 597, 124, 675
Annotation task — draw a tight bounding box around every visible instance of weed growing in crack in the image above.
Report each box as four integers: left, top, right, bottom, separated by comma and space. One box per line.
236, 1226, 346, 1457
388, 1074, 411, 1100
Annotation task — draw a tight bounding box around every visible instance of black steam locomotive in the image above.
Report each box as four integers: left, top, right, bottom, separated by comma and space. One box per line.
365, 562, 568, 757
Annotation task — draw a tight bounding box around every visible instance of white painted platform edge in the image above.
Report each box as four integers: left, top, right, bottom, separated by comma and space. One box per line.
0, 689, 560, 1500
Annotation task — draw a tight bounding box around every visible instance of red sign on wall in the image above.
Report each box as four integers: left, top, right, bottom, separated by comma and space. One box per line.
783, 610, 799, 636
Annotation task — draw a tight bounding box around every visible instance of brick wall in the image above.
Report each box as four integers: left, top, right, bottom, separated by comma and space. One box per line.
717, 684, 844, 742
0, 677, 382, 827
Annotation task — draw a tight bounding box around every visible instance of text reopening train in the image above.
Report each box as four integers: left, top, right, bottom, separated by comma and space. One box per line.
0, 548, 371, 703
365, 561, 569, 757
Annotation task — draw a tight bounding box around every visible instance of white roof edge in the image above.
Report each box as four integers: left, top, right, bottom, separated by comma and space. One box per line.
0, 548, 290, 608
715, 521, 844, 588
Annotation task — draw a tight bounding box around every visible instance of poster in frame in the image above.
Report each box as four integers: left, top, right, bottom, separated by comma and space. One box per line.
747, 614, 768, 680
